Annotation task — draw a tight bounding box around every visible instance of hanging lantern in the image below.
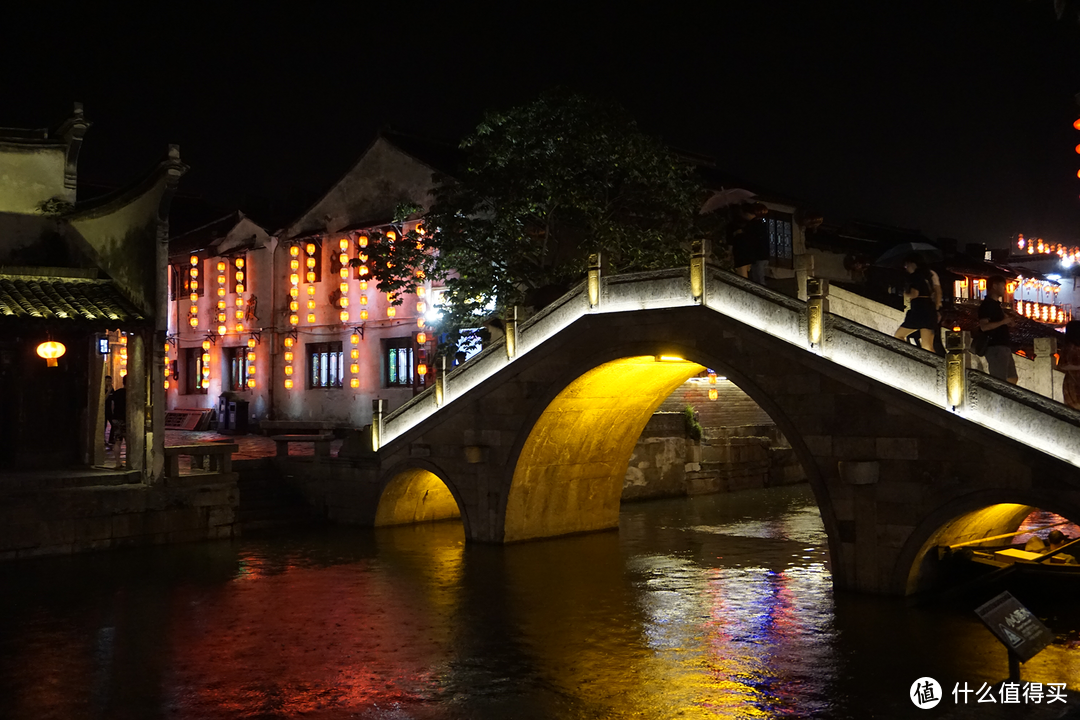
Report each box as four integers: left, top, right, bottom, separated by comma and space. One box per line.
307, 313, 316, 324
360, 310, 369, 320
164, 380, 171, 390
217, 261, 226, 272
350, 348, 360, 360
339, 297, 349, 308
339, 253, 349, 266
289, 300, 299, 312
350, 332, 360, 345
235, 322, 245, 333
417, 363, 427, 377
284, 365, 294, 376
358, 235, 368, 248
202, 340, 211, 351
189, 267, 199, 279
307, 299, 316, 310
339, 267, 349, 279
307, 286, 316, 297
417, 318, 425, 328
36, 341, 66, 367
306, 271, 316, 283
289, 286, 299, 299
359, 295, 368, 305
416, 286, 426, 298
190, 255, 199, 266
416, 302, 426, 313
189, 292, 198, 304
247, 378, 256, 389
340, 310, 350, 323
248, 336, 256, 349
290, 314, 299, 326
218, 324, 227, 335
190, 279, 199, 290
417, 332, 427, 344
217, 287, 226, 297
340, 282, 349, 294
189, 316, 199, 328
708, 372, 717, 384
306, 243, 316, 255
359, 281, 368, 291
708, 388, 718, 401
386, 230, 396, 241
387, 307, 397, 318
284, 378, 294, 389
284, 350, 294, 363
350, 378, 360, 388
284, 336, 295, 348
290, 273, 300, 285
290, 245, 300, 257
350, 362, 360, 374
306, 256, 316, 270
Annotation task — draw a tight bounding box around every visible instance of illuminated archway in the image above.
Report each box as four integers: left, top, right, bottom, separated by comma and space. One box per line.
504, 355, 706, 542
375, 468, 462, 527
902, 500, 1080, 594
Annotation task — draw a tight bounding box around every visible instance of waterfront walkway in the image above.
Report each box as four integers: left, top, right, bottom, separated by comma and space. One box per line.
164, 431, 345, 461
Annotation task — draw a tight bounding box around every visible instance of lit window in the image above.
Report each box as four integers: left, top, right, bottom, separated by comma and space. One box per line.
384, 337, 415, 387
184, 347, 208, 395
767, 213, 794, 265
307, 341, 343, 388
227, 346, 250, 391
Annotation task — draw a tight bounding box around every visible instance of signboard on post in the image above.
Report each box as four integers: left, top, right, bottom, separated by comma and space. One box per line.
975, 591, 1053, 664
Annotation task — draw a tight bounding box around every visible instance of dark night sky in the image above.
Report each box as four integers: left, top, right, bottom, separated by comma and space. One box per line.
4, 2, 1080, 246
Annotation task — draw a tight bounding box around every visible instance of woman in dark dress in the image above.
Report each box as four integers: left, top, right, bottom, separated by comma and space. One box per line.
894, 254, 941, 352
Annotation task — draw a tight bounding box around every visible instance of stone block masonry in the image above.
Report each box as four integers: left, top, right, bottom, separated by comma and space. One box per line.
0, 478, 239, 560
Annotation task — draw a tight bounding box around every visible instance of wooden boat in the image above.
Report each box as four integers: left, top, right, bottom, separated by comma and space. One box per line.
939, 524, 1080, 581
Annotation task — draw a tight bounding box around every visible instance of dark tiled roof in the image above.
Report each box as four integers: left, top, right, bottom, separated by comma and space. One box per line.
0, 275, 146, 325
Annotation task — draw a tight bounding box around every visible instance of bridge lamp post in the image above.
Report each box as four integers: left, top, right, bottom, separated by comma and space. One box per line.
690, 240, 706, 302
807, 278, 828, 348
945, 328, 966, 411
587, 252, 602, 307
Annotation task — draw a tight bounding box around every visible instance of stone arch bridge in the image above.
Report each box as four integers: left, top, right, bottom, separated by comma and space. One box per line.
290, 265, 1080, 596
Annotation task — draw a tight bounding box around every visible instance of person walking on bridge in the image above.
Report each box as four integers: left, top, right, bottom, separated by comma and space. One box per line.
978, 275, 1018, 384
894, 255, 941, 352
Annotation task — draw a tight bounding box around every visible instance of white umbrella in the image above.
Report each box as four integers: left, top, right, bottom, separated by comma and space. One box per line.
700, 188, 756, 215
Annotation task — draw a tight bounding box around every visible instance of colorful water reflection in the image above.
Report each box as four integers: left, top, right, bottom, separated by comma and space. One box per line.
0, 486, 1076, 719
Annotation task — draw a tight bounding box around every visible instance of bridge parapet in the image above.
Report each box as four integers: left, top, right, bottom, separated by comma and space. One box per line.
382, 263, 1080, 469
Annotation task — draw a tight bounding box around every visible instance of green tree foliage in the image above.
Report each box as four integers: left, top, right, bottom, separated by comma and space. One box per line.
419, 90, 707, 353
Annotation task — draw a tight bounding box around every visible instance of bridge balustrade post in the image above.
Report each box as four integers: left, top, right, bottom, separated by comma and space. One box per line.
807, 277, 829, 348
1033, 337, 1058, 400
371, 398, 385, 451
690, 240, 706, 303
434, 355, 446, 406
587, 252, 602, 308
505, 306, 519, 359
945, 329, 966, 411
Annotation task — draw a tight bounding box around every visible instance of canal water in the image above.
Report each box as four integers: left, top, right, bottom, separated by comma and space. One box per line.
0, 485, 1077, 719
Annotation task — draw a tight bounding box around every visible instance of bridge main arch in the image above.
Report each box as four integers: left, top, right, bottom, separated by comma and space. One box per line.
499, 336, 839, 568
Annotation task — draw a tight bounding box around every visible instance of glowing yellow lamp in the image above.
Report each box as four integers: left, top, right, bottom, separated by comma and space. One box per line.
247, 379, 256, 388
290, 245, 300, 257
37, 341, 66, 367
284, 378, 294, 389
350, 332, 360, 345
350, 377, 360, 388
417, 332, 427, 344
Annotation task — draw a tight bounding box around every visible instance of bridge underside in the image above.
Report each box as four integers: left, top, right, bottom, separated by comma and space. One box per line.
505, 356, 703, 542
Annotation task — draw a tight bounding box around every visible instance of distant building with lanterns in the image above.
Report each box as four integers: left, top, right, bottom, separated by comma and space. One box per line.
164, 131, 451, 431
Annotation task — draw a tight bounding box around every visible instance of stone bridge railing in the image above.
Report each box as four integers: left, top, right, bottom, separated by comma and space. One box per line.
380, 260, 1080, 469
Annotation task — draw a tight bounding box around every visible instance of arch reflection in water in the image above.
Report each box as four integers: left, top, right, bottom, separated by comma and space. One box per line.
503, 489, 839, 718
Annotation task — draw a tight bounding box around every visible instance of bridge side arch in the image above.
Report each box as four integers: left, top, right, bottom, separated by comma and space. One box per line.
375, 459, 465, 530
894, 489, 1080, 595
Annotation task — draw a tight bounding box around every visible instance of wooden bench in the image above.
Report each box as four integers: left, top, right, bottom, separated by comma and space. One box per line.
271, 433, 334, 461
164, 443, 239, 481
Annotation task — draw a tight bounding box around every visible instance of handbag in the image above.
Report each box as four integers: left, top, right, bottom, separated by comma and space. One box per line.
971, 327, 989, 357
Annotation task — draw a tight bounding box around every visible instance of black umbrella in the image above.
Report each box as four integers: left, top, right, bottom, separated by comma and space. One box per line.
874, 242, 944, 268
